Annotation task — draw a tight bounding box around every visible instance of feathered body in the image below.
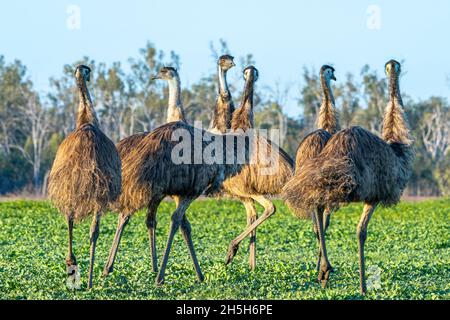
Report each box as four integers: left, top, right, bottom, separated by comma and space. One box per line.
222, 136, 293, 199
113, 121, 242, 215
49, 124, 121, 221
284, 126, 413, 212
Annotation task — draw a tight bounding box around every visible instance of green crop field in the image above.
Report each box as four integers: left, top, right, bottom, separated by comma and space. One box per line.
0, 199, 448, 300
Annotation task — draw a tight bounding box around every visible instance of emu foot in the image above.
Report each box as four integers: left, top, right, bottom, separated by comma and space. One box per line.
317, 264, 333, 289
360, 285, 367, 296
66, 264, 81, 290
155, 276, 165, 287
225, 242, 240, 265
102, 265, 113, 277
197, 272, 205, 283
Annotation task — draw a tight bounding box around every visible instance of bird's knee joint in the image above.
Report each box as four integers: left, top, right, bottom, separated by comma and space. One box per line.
171, 214, 183, 226
357, 227, 367, 242
146, 218, 157, 229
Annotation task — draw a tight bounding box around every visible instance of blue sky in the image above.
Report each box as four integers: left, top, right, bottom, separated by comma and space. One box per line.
1, 0, 449, 116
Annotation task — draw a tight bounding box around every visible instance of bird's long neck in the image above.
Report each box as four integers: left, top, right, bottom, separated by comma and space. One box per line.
231, 75, 254, 131
76, 76, 99, 129
167, 76, 186, 123
211, 66, 234, 133
382, 72, 412, 145
317, 75, 339, 134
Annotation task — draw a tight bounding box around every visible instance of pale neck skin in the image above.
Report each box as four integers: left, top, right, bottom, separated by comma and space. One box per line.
218, 65, 229, 97
166, 75, 186, 123
76, 74, 99, 129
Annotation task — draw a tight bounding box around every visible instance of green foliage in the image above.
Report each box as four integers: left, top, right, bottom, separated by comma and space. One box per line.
0, 199, 448, 300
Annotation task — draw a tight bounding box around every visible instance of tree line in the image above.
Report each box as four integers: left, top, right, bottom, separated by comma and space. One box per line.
0, 41, 449, 197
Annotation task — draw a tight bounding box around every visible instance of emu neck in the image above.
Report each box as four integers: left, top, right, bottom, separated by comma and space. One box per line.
212, 66, 234, 133
382, 73, 412, 145
218, 66, 229, 95
76, 76, 98, 129
231, 76, 254, 131
167, 77, 186, 123
389, 73, 403, 105
317, 76, 339, 134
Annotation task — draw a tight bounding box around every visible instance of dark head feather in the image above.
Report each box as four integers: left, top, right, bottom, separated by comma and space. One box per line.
160, 66, 177, 73
320, 65, 335, 74
219, 54, 234, 61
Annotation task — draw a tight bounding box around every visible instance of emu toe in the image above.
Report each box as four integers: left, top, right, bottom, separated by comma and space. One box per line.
155, 275, 165, 287
102, 266, 113, 277
317, 264, 333, 289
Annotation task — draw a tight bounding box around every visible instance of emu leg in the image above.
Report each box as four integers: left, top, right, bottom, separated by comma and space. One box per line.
244, 200, 258, 271
88, 212, 101, 289
180, 215, 204, 282
313, 208, 332, 271
66, 216, 78, 284
311, 211, 322, 271
156, 197, 193, 286
226, 196, 275, 265
357, 203, 377, 295
103, 213, 130, 277
146, 198, 163, 273
315, 207, 333, 289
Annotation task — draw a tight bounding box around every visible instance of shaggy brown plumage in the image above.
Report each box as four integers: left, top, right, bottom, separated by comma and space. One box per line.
48, 65, 121, 289
49, 124, 121, 221
282, 60, 414, 294
114, 122, 241, 215
284, 126, 413, 211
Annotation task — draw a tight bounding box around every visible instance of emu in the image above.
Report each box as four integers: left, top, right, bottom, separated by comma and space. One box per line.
283, 65, 339, 280
48, 65, 121, 289
221, 66, 294, 269
282, 60, 413, 294
103, 66, 252, 285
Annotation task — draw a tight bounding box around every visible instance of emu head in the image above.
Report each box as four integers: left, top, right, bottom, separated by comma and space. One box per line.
243, 66, 259, 82
75, 65, 92, 82
218, 55, 236, 71
385, 59, 401, 77
152, 67, 179, 81
320, 65, 336, 81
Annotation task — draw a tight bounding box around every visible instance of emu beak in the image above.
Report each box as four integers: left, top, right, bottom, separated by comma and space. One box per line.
331, 74, 337, 81
151, 75, 159, 81
231, 61, 236, 67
